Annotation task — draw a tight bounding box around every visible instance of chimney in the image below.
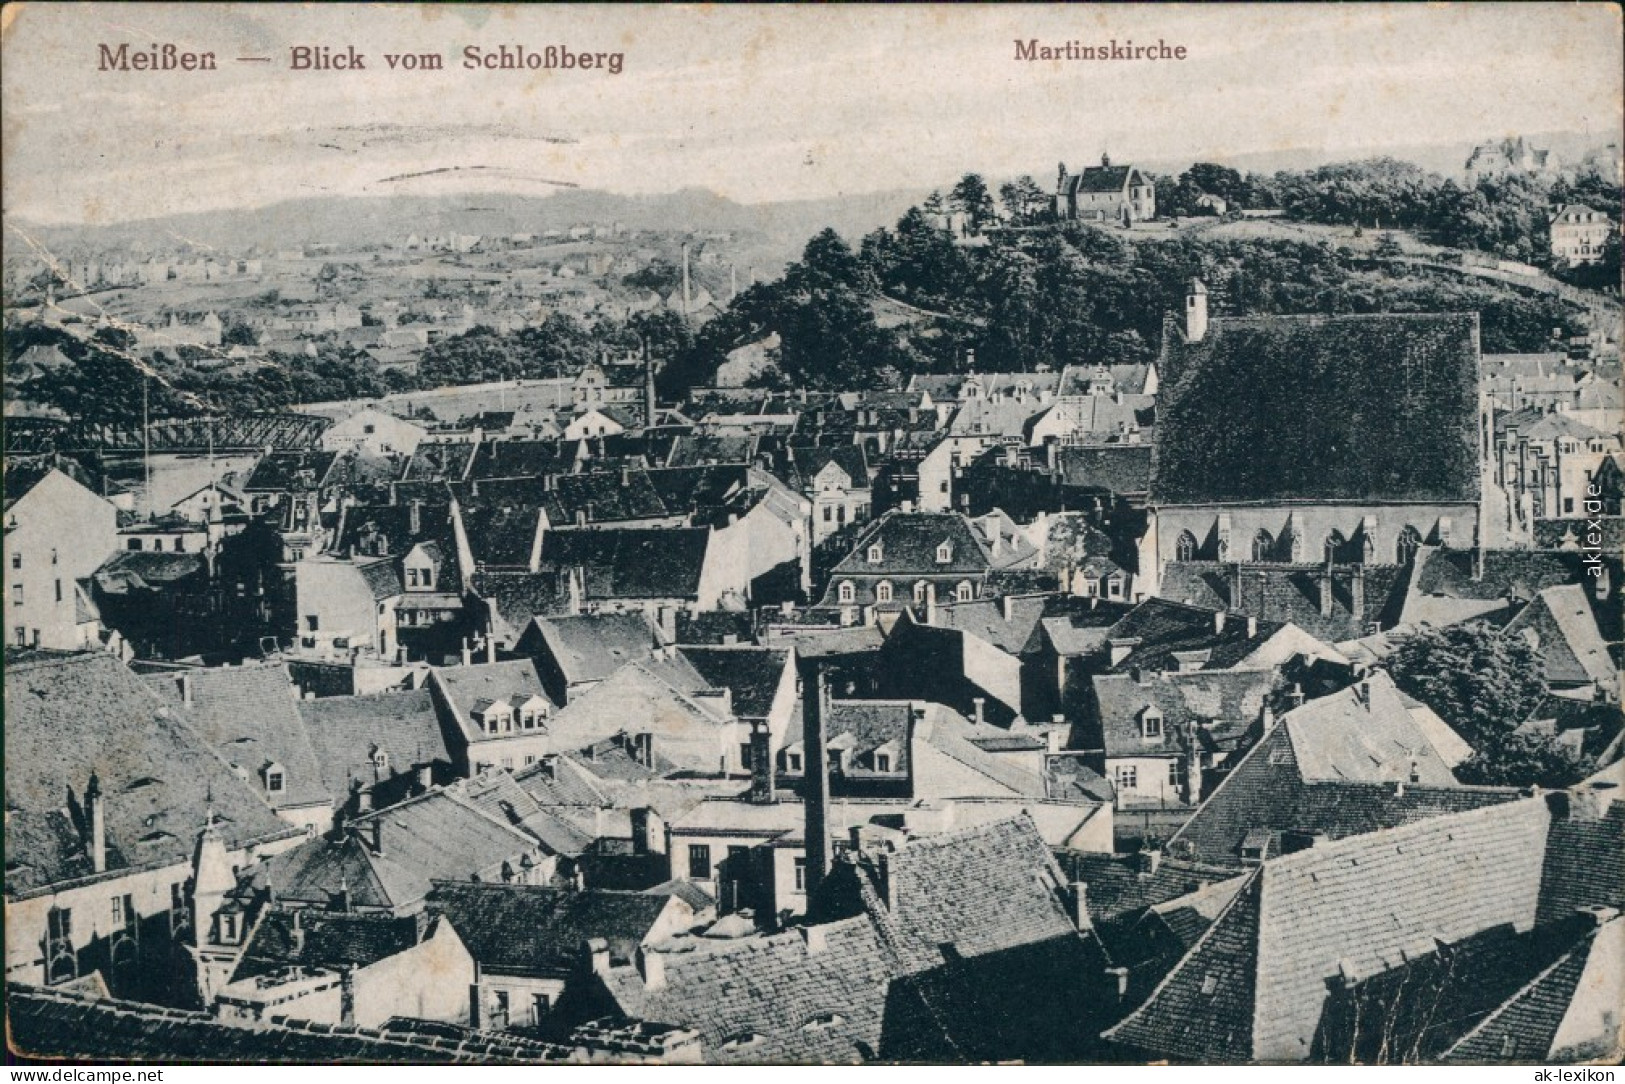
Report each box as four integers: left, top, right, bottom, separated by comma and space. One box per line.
408, 499, 422, 536
485, 635, 497, 665
748, 720, 776, 804
1047, 718, 1065, 754
1001, 593, 1015, 622
972, 697, 986, 726
290, 907, 305, 955
178, 673, 194, 706
370, 819, 384, 855
416, 764, 433, 793
1353, 679, 1370, 710
1185, 279, 1209, 343
1286, 683, 1305, 709
339, 966, 357, 1026
1246, 615, 1258, 638
1213, 610, 1227, 634
1069, 882, 1091, 930
632, 732, 654, 769
1107, 966, 1130, 1002
1318, 570, 1333, 617
798, 659, 833, 910
643, 338, 657, 427
1228, 563, 1243, 609
800, 924, 829, 955
86, 773, 107, 874
585, 937, 612, 977
620, 464, 631, 488
631, 807, 654, 855
638, 944, 667, 990
1136, 848, 1162, 876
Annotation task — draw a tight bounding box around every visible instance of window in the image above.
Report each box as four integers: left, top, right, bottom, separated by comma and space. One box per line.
875, 753, 892, 773
913, 580, 931, 604
54, 580, 62, 603
875, 581, 893, 603
823, 506, 833, 523
1115, 765, 1138, 790
14, 626, 26, 646
955, 581, 973, 602
306, 615, 320, 632
936, 542, 953, 564
1107, 577, 1124, 600
740, 742, 753, 769
1142, 712, 1163, 740
372, 750, 389, 772
47, 906, 71, 943
1251, 530, 1274, 563
265, 767, 285, 794
1169, 760, 1188, 790
111, 895, 127, 926
491, 990, 510, 1029
11, 584, 22, 606
173, 537, 186, 552
9, 552, 18, 570
363, 424, 377, 435
1396, 526, 1422, 565
127, 538, 142, 551
838, 581, 855, 604
1175, 531, 1198, 562
532, 993, 551, 1026
688, 844, 713, 880
50, 549, 57, 566
786, 752, 804, 773
501, 757, 514, 770
794, 857, 807, 892
867, 544, 883, 564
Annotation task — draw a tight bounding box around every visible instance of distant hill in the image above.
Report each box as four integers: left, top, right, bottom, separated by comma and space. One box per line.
7, 186, 926, 268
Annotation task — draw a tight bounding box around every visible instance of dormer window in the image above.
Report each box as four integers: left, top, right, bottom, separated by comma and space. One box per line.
372, 749, 389, 772
786, 751, 804, 773
264, 763, 286, 795
867, 544, 884, 564
838, 581, 855, 604
1141, 709, 1163, 740
913, 580, 932, 604
955, 581, 973, 602
875, 581, 893, 603
875, 753, 892, 773
936, 542, 953, 564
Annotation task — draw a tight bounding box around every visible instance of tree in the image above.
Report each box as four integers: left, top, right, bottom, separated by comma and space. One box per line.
949, 173, 997, 234
1383, 623, 1545, 748
1454, 730, 1593, 788
998, 175, 1047, 226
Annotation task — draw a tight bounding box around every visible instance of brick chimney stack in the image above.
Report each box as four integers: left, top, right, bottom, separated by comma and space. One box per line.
747, 720, 776, 805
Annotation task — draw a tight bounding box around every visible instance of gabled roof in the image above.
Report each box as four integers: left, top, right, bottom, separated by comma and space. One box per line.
242, 450, 340, 493
543, 664, 735, 773
664, 645, 790, 720
144, 664, 331, 811
1109, 797, 1556, 1061
233, 911, 426, 981
1093, 669, 1276, 760
539, 527, 712, 601
1154, 313, 1482, 505
1101, 598, 1289, 673
296, 688, 451, 800
471, 571, 577, 636
336, 503, 461, 591
5, 653, 296, 898
1062, 163, 1137, 196
428, 659, 554, 744
233, 832, 430, 912
525, 613, 660, 687
451, 770, 595, 856
428, 882, 670, 977
1281, 672, 1460, 785
1502, 584, 1615, 688
1054, 444, 1154, 495
830, 511, 994, 578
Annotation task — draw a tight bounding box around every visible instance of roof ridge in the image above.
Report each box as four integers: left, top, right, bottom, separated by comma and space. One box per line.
1261, 792, 1547, 876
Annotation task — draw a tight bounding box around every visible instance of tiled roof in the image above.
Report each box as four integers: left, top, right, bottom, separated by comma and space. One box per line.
1102, 598, 1287, 674
1444, 915, 1624, 1063
465, 439, 571, 482
787, 445, 870, 489
428, 882, 670, 976
296, 689, 451, 804
1110, 797, 1555, 1062
233, 911, 425, 981
401, 442, 476, 483
830, 512, 995, 577
1092, 669, 1275, 760
1154, 313, 1481, 504
428, 659, 554, 744
1535, 797, 1624, 926
358, 558, 404, 601
233, 832, 430, 912
1063, 163, 1135, 195
5, 653, 296, 897
451, 770, 596, 856
673, 610, 756, 646
1281, 672, 1460, 786
93, 551, 206, 590
457, 501, 543, 570
668, 646, 790, 720
243, 451, 339, 492
6, 982, 572, 1063
145, 664, 331, 811
1502, 584, 1615, 688
1167, 719, 1522, 870
471, 571, 577, 635
336, 503, 462, 592
527, 613, 660, 687
346, 786, 547, 893
540, 527, 712, 601
1158, 561, 1407, 643
1053, 442, 1157, 494
543, 664, 733, 774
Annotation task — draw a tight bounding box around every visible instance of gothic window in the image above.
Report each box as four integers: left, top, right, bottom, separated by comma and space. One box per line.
1396, 526, 1422, 565
1175, 531, 1198, 562
1324, 531, 1345, 565
1251, 530, 1274, 563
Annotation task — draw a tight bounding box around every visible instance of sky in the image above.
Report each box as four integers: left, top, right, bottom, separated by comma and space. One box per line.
3, 3, 1621, 225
